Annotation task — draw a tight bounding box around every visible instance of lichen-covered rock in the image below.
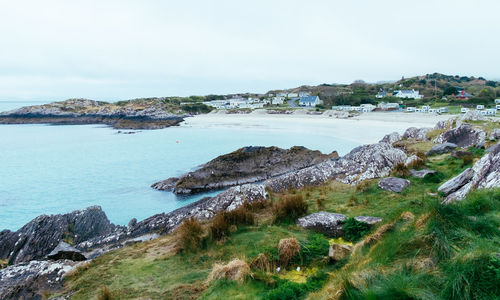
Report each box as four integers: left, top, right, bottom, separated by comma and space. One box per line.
296, 212, 347, 236
405, 155, 423, 167
0, 206, 115, 264
379, 132, 402, 144
427, 142, 457, 155
458, 110, 486, 124
490, 128, 500, 141
403, 127, 432, 141
434, 124, 486, 148
354, 216, 382, 225
329, 243, 353, 261
378, 177, 410, 193
153, 146, 337, 194
0, 260, 78, 300
441, 143, 500, 203
434, 118, 455, 130
264, 143, 407, 192
410, 169, 436, 178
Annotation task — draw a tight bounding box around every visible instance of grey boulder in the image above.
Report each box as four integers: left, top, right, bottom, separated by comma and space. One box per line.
434, 124, 486, 148
410, 169, 436, 178
296, 212, 346, 237
378, 177, 410, 193
403, 127, 432, 141
427, 142, 457, 155
379, 132, 402, 144
47, 241, 86, 261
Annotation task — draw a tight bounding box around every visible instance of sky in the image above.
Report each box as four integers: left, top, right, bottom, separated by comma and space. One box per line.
0, 0, 499, 101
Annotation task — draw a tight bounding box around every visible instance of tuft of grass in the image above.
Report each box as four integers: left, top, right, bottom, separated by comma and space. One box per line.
392, 162, 410, 178
210, 206, 255, 241
272, 194, 308, 224
278, 238, 301, 267
97, 286, 112, 300
177, 217, 205, 253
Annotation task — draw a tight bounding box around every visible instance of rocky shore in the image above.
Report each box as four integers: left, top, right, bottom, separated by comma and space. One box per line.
0, 98, 186, 129
1, 114, 499, 299
152, 146, 338, 194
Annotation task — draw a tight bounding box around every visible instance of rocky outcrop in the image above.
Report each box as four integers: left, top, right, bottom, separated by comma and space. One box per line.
427, 142, 457, 155
78, 184, 268, 250
0, 206, 115, 264
378, 177, 410, 193
296, 212, 382, 237
264, 142, 407, 192
0, 260, 78, 300
434, 118, 455, 130
379, 132, 402, 144
458, 110, 486, 123
0, 99, 185, 129
440, 142, 500, 203
329, 243, 353, 261
403, 127, 432, 141
47, 242, 86, 261
153, 146, 337, 194
405, 155, 423, 167
434, 124, 486, 148
490, 128, 500, 141
410, 169, 436, 178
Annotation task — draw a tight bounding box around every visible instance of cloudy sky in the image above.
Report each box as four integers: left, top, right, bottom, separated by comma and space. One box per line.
0, 0, 499, 101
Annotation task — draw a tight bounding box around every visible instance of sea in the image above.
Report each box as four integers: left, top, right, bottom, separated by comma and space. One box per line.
0, 100, 418, 231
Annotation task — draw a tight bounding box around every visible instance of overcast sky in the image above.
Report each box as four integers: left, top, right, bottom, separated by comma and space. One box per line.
0, 0, 499, 101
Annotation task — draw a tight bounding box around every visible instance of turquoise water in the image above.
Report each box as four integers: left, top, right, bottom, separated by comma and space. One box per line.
0, 101, 420, 231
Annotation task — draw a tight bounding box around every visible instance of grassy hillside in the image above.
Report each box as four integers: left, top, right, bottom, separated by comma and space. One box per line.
52, 122, 500, 300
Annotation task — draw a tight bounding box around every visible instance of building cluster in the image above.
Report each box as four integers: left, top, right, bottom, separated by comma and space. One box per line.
376, 89, 423, 99
406, 106, 449, 114
202, 91, 324, 110
331, 103, 377, 112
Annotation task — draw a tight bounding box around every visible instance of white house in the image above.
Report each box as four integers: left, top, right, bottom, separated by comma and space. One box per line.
486, 108, 497, 116
439, 107, 449, 113
393, 89, 423, 99
476, 105, 485, 110
271, 97, 285, 105
287, 93, 298, 98
406, 107, 416, 112
461, 108, 470, 113
360, 104, 376, 112
299, 92, 310, 97
299, 96, 322, 107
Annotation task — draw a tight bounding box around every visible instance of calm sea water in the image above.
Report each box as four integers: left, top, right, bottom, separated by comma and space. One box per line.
0, 102, 418, 231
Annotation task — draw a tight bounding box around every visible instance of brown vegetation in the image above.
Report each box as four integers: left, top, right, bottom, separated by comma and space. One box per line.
278, 238, 300, 267
177, 217, 204, 252
206, 259, 252, 284
272, 194, 308, 223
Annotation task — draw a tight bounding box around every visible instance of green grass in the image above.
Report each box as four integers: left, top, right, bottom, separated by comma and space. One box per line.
55, 130, 500, 299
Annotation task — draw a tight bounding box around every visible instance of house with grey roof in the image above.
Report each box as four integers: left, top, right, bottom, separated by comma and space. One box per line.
299, 96, 322, 107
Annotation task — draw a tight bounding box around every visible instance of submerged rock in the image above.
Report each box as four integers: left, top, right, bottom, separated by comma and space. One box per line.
440, 142, 500, 203
378, 177, 410, 193
153, 146, 337, 194
434, 124, 486, 148
427, 142, 457, 155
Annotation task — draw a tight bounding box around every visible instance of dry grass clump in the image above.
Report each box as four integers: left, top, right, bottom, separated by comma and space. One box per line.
206, 259, 251, 284
316, 195, 327, 210
97, 286, 112, 300
278, 238, 300, 267
352, 222, 395, 255
177, 217, 204, 252
400, 211, 415, 222
273, 194, 308, 223
407, 152, 427, 169
355, 180, 372, 193
210, 206, 255, 241
250, 253, 271, 272
392, 162, 410, 177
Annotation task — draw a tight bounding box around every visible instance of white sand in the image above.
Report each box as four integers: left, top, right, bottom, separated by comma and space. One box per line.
181, 110, 455, 146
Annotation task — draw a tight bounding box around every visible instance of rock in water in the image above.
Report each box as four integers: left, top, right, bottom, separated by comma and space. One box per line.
403, 127, 432, 141
378, 177, 410, 193
0, 206, 114, 264
153, 146, 338, 194
440, 142, 500, 203
433, 124, 486, 148
427, 142, 457, 155
379, 132, 402, 144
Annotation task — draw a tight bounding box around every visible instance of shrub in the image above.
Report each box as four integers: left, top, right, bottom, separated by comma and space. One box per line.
278, 238, 301, 267
392, 162, 410, 178
355, 180, 372, 193
210, 206, 255, 241
461, 155, 473, 167
206, 259, 251, 284
342, 218, 371, 242
177, 217, 204, 252
273, 194, 308, 224
300, 234, 330, 265
315, 196, 326, 211
249, 253, 271, 272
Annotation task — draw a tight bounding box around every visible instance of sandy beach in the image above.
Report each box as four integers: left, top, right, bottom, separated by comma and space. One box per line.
181, 110, 454, 145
